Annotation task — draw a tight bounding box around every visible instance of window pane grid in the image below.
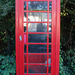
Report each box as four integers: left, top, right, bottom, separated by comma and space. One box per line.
23, 0, 52, 74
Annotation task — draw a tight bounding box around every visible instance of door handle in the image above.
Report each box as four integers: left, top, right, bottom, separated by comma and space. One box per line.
19, 35, 22, 41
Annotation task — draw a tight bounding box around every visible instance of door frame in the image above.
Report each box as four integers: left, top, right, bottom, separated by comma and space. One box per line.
15, 0, 60, 75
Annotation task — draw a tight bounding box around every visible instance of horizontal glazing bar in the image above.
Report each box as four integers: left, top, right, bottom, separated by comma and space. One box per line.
24, 32, 52, 34
23, 22, 52, 23
27, 43, 51, 44
24, 73, 51, 75
24, 0, 52, 1
24, 53, 51, 55
27, 32, 51, 34
24, 11, 52, 12
24, 63, 51, 65
24, 43, 52, 44
28, 32, 47, 34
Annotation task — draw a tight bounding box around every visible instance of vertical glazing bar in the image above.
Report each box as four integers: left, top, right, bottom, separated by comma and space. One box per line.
27, 0, 28, 75
47, 0, 49, 74
50, 0, 52, 74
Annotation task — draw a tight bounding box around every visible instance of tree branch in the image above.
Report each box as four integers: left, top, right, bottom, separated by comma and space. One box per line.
64, 0, 68, 9
68, 1, 75, 5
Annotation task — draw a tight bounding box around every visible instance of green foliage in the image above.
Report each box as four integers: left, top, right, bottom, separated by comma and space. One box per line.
60, 0, 75, 74
0, 0, 15, 17
59, 55, 70, 75
0, 0, 15, 55
0, 55, 16, 75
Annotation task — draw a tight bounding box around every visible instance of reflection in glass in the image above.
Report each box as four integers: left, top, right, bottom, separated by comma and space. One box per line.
24, 65, 27, 73
28, 12, 47, 22
28, 55, 47, 63
49, 66, 51, 73
28, 1, 47, 11
49, 1, 52, 11
24, 1, 27, 10
24, 12, 27, 21
45, 55, 51, 67
28, 23, 47, 32
49, 55, 51, 63
24, 23, 26, 32
24, 55, 26, 63
49, 34, 51, 43
28, 45, 47, 53
49, 45, 51, 53
49, 23, 52, 32
49, 13, 52, 22
28, 65, 47, 73
24, 45, 26, 53
28, 34, 47, 43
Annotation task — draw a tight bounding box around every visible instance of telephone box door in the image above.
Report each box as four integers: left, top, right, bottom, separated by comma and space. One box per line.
16, 0, 60, 75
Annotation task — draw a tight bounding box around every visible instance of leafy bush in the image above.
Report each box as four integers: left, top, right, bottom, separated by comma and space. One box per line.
0, 55, 16, 75
60, 48, 75, 75
60, 55, 70, 75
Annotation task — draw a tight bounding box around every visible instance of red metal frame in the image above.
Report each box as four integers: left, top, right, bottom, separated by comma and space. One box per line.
56, 0, 60, 75
16, 0, 60, 75
16, 0, 19, 75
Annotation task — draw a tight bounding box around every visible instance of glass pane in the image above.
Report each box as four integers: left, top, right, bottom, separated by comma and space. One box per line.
49, 34, 51, 43
49, 23, 52, 32
49, 45, 51, 53
49, 13, 52, 22
24, 65, 27, 73
28, 65, 47, 73
28, 1, 47, 11
24, 23, 26, 32
45, 55, 51, 67
28, 55, 47, 63
24, 12, 27, 21
49, 66, 51, 73
49, 1, 52, 11
28, 23, 47, 32
24, 55, 26, 63
24, 1, 27, 10
28, 12, 47, 22
28, 45, 47, 53
49, 55, 51, 64
28, 34, 47, 43
24, 45, 26, 53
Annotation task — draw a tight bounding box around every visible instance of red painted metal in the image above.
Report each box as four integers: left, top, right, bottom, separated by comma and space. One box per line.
16, 0, 60, 75
56, 0, 60, 75
24, 74, 51, 75
26, 0, 28, 74
24, 53, 51, 55
51, 0, 56, 75
24, 22, 52, 23
24, 11, 52, 12
15, 0, 19, 75
24, 32, 52, 34
18, 0, 24, 75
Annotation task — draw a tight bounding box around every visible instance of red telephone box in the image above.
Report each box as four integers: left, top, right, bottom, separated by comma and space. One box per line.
16, 0, 60, 75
